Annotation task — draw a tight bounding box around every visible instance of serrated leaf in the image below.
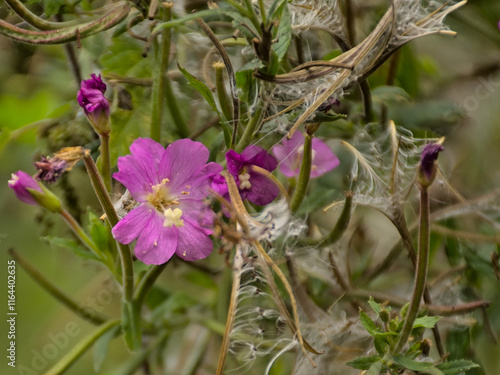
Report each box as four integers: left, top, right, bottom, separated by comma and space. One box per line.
392, 355, 434, 371
360, 310, 380, 336
177, 63, 219, 115
41, 235, 100, 261
413, 316, 441, 329
368, 296, 382, 315
177, 63, 231, 145
93, 324, 120, 372
346, 355, 382, 370
367, 360, 383, 375
272, 3, 292, 61
436, 360, 480, 375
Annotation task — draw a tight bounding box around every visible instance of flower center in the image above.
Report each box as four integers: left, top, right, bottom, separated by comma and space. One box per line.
163, 208, 184, 228
238, 172, 251, 190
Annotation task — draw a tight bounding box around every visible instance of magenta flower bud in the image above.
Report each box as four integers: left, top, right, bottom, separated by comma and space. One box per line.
8, 171, 62, 212
418, 143, 443, 188
8, 171, 43, 206
77, 74, 111, 135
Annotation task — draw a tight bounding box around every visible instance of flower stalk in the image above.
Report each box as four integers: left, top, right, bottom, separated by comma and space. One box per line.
60, 209, 102, 257
82, 150, 134, 301
8, 249, 107, 325
395, 143, 443, 353
45, 320, 120, 375
100, 133, 112, 192
290, 133, 312, 213
151, 2, 173, 142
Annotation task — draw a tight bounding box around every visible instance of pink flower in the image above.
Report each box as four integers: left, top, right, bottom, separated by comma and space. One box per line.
112, 138, 222, 265
8, 171, 44, 206
272, 132, 340, 178
212, 146, 279, 206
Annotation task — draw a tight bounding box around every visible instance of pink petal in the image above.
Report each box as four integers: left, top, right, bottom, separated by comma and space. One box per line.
135, 218, 178, 265
175, 217, 214, 261
179, 162, 223, 200
112, 204, 155, 244
310, 138, 340, 178
113, 138, 165, 201
158, 139, 210, 193
272, 132, 304, 178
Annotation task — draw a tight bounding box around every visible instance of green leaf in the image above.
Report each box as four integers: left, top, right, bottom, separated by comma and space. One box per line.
413, 316, 441, 329
185, 270, 218, 290
371, 86, 411, 104
87, 211, 111, 257
366, 359, 383, 375
392, 355, 434, 371
43, 0, 64, 17
272, 3, 292, 61
100, 35, 153, 77
346, 355, 382, 370
93, 324, 120, 372
446, 326, 470, 361
177, 63, 231, 145
41, 236, 100, 261
368, 296, 382, 315
359, 310, 380, 336
436, 360, 480, 375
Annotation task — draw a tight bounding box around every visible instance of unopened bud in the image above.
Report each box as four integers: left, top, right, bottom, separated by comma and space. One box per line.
418, 142, 444, 188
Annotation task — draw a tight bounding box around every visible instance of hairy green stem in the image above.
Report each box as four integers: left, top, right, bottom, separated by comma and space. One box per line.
99, 134, 112, 192
60, 209, 100, 257
45, 320, 120, 375
395, 187, 431, 353
290, 133, 312, 213
8, 249, 108, 325
82, 151, 134, 302
133, 263, 167, 308
235, 100, 264, 152
151, 3, 172, 142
